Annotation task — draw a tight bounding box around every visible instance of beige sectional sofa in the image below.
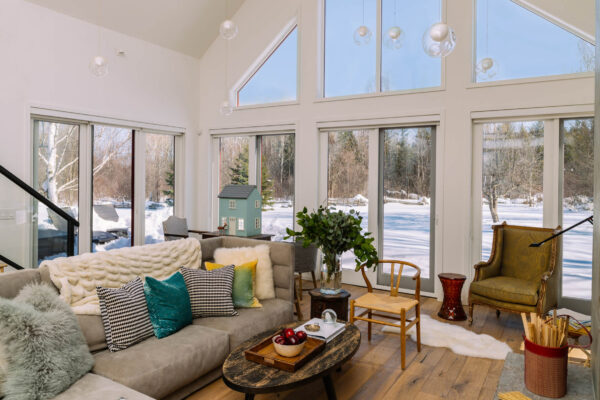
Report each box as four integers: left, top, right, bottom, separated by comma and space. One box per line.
0, 236, 295, 400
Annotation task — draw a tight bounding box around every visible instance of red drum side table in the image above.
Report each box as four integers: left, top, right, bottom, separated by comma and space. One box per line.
438, 273, 467, 321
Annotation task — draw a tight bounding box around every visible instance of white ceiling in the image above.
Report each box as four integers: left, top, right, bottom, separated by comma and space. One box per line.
25, 0, 245, 58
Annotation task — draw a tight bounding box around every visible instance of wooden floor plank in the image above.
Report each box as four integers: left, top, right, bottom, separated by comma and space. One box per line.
187, 282, 515, 400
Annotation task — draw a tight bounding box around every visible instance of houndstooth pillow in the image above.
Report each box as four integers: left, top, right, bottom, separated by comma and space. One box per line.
180, 266, 238, 318
97, 277, 154, 352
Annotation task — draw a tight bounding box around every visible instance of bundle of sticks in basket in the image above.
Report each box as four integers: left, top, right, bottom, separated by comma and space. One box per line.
521, 312, 567, 348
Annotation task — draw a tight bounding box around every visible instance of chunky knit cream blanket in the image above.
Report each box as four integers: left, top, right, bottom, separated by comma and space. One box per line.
41, 238, 202, 315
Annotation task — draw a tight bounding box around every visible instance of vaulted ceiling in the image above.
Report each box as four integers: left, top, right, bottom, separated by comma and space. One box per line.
25, 0, 245, 58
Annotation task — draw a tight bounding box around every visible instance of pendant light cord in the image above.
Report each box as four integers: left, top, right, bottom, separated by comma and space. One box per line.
362, 0, 365, 25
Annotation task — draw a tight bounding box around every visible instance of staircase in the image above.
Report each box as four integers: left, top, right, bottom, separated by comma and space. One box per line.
0, 165, 79, 270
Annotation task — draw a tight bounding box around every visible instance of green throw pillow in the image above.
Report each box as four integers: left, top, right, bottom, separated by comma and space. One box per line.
205, 260, 262, 308
144, 272, 193, 339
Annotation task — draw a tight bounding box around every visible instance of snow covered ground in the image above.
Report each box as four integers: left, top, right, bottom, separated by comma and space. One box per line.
37, 198, 592, 300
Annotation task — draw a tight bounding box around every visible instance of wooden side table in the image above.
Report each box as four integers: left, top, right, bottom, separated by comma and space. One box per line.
438, 273, 467, 321
309, 289, 351, 322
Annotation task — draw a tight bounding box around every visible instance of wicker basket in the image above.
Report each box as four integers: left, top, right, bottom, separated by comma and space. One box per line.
524, 336, 568, 398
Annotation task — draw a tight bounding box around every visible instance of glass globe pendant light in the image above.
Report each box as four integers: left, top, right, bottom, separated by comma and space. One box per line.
384, 0, 404, 50
422, 22, 456, 57
89, 55, 108, 77
219, 99, 233, 116
476, 57, 498, 79
353, 0, 372, 46
219, 19, 238, 40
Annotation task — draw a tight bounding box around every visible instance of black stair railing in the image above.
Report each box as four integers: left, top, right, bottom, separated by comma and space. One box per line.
0, 165, 79, 269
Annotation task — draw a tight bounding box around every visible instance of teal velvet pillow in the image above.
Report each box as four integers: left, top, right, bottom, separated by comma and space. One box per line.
143, 272, 193, 339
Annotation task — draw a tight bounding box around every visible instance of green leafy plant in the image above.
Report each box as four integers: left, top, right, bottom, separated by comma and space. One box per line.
285, 206, 379, 277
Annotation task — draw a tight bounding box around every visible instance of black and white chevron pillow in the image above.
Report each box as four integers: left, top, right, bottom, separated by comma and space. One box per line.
97, 277, 154, 352
180, 266, 238, 318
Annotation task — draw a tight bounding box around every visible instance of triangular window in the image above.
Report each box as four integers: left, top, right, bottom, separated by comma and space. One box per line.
475, 0, 594, 82
236, 26, 298, 106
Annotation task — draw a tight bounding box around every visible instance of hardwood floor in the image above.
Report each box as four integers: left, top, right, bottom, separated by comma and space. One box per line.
187, 282, 524, 400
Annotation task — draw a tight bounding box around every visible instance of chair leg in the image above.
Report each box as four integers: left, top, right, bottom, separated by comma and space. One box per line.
468, 303, 474, 326
496, 309, 500, 318
400, 309, 406, 370
368, 310, 372, 341
416, 304, 421, 352
311, 271, 317, 289
298, 274, 303, 301
349, 300, 355, 324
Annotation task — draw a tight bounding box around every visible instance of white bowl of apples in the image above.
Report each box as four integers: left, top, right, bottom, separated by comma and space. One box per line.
272, 328, 308, 358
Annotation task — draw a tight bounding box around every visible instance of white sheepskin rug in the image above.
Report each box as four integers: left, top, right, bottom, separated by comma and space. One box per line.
381, 314, 512, 360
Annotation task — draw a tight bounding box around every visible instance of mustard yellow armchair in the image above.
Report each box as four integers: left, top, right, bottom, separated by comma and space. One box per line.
468, 222, 560, 325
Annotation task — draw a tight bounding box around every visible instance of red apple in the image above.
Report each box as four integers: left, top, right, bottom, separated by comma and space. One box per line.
296, 331, 307, 342
287, 335, 298, 345
274, 336, 286, 345
284, 328, 295, 339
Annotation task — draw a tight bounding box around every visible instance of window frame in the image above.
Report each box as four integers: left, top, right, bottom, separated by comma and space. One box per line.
318, 0, 446, 100
232, 19, 300, 110
318, 117, 443, 296
471, 110, 594, 315
210, 130, 296, 241
30, 109, 185, 255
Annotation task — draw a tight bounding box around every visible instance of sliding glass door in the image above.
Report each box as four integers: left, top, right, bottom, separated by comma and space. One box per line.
321, 125, 438, 292
561, 118, 593, 306
92, 125, 134, 252
33, 120, 80, 264
380, 127, 435, 291
215, 133, 295, 242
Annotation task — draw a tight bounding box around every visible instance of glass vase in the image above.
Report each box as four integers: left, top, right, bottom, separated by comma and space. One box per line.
320, 253, 342, 294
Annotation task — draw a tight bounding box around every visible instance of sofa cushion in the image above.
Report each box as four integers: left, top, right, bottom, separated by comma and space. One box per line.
193, 298, 294, 350
0, 269, 41, 299
144, 273, 192, 339
77, 314, 107, 352
180, 266, 237, 318
470, 276, 540, 306
214, 245, 275, 299
92, 324, 229, 399
98, 277, 154, 351
54, 373, 155, 400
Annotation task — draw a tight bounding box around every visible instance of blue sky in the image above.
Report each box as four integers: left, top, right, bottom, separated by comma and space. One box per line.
238, 0, 594, 104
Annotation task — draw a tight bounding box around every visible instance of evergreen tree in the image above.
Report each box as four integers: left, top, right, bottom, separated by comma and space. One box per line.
227, 145, 274, 209
162, 163, 175, 204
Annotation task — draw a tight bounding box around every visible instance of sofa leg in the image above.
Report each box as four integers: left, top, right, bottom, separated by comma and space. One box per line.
468, 303, 474, 326
496, 309, 500, 319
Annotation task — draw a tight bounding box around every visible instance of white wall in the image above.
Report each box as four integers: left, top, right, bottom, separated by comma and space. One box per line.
196, 0, 595, 299
0, 0, 200, 266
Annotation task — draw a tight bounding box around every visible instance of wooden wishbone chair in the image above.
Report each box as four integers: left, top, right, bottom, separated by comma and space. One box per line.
349, 260, 421, 370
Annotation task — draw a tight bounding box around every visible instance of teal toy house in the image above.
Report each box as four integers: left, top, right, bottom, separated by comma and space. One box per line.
218, 185, 262, 237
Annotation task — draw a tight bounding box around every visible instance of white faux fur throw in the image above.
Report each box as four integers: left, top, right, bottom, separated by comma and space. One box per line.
214, 244, 275, 299
41, 238, 202, 315
382, 314, 512, 360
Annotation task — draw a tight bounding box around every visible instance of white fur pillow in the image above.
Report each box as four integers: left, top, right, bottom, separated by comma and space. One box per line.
214, 245, 275, 299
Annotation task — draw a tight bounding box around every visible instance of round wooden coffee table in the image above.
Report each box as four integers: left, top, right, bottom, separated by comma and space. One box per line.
222, 324, 360, 400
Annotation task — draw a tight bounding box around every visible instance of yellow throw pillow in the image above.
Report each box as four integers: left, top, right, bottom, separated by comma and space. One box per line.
205, 260, 262, 308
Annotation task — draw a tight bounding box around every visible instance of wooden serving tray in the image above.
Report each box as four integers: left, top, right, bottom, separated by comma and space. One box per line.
244, 333, 326, 372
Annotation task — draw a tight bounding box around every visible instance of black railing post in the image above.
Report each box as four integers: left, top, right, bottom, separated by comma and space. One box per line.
67, 222, 75, 257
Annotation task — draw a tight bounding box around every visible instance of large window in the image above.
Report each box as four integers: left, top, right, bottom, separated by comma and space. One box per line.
474, 117, 593, 312
475, 0, 594, 82
33, 120, 80, 264
561, 118, 593, 300
324, 0, 441, 97
216, 134, 295, 241
382, 127, 434, 279
145, 134, 175, 244
260, 135, 295, 240
326, 130, 370, 269
480, 121, 544, 259
92, 125, 134, 252
237, 27, 298, 106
